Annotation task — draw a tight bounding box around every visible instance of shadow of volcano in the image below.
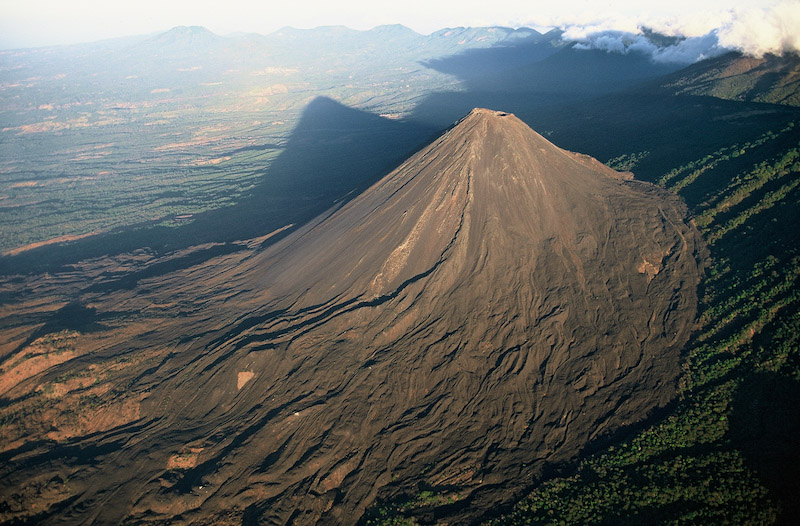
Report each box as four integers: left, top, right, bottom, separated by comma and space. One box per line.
0, 97, 437, 278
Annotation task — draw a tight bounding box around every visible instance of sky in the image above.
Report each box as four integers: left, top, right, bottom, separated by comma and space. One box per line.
0, 0, 798, 56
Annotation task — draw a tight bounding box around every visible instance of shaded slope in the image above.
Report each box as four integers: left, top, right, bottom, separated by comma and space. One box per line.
482, 46, 682, 95
661, 51, 800, 107
0, 110, 705, 525
419, 40, 681, 105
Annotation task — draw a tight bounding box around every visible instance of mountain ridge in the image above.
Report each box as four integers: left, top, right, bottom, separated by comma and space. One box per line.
660, 51, 800, 106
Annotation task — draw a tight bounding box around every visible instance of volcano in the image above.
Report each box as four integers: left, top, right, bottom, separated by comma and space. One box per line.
0, 109, 705, 525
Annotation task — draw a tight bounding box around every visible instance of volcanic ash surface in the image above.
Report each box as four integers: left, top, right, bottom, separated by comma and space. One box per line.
1, 109, 706, 525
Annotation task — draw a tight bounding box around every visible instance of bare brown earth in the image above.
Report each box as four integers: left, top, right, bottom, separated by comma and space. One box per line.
0, 109, 705, 525
2, 231, 104, 257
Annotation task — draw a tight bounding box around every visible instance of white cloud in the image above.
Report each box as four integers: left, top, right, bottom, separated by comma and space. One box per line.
557, 1, 800, 63
567, 30, 726, 64
717, 1, 800, 56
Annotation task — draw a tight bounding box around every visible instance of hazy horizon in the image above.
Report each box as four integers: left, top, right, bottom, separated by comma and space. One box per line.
1, 0, 798, 58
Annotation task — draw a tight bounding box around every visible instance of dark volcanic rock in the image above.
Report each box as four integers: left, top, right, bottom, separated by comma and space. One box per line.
0, 109, 705, 525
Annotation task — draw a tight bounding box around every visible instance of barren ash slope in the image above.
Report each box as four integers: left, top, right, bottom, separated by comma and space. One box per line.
0, 109, 705, 525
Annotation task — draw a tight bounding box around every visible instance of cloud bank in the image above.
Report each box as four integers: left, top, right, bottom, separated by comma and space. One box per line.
717, 1, 800, 57
566, 29, 726, 64
554, 1, 800, 64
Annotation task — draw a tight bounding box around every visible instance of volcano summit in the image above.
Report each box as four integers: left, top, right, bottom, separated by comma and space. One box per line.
1, 109, 705, 525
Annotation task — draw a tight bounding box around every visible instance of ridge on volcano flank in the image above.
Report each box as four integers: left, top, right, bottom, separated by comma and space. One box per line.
0, 109, 705, 525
